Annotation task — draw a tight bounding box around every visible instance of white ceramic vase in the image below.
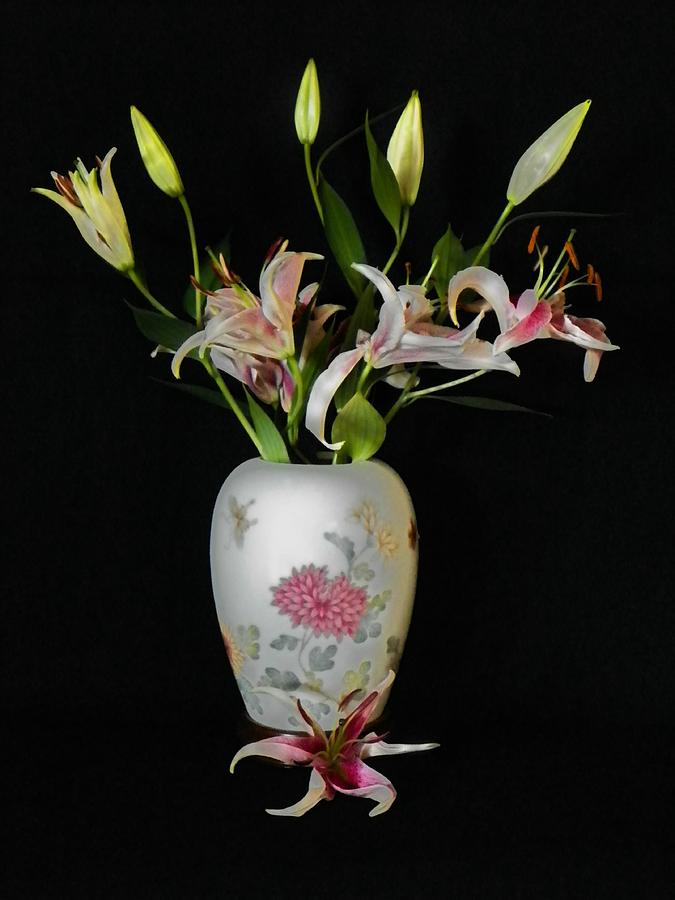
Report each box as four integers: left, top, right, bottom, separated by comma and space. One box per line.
210, 458, 418, 731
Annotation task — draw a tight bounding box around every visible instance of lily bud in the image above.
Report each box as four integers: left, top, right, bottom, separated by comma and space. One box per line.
294, 59, 321, 145
507, 100, 591, 205
387, 91, 424, 207
130, 106, 184, 198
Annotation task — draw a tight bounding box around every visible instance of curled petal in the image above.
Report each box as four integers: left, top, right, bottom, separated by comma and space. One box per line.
323, 758, 397, 817
352, 263, 400, 306
304, 346, 366, 449
171, 330, 206, 379
260, 250, 322, 342
548, 314, 619, 382
266, 769, 328, 817
229, 734, 321, 773
341, 670, 395, 743
437, 338, 520, 375
447, 266, 514, 331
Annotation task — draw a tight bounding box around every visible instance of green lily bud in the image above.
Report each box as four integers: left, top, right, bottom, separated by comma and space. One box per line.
130, 106, 184, 198
507, 100, 591, 205
294, 59, 321, 145
386, 91, 424, 207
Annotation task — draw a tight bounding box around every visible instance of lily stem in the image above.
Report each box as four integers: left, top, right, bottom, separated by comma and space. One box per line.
128, 269, 176, 318
202, 358, 264, 456
470, 201, 514, 267
381, 206, 410, 277
178, 193, 203, 326
304, 143, 324, 225
285, 356, 305, 445
404, 369, 487, 400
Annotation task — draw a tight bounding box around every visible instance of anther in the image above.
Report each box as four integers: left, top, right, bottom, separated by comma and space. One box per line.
559, 264, 570, 289
527, 225, 540, 255
586, 263, 595, 284
594, 271, 603, 302
564, 241, 580, 270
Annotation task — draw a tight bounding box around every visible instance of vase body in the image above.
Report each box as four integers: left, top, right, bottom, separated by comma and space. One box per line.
210, 458, 418, 731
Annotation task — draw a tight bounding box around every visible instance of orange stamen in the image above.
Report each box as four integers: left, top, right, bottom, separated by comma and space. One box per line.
594, 271, 603, 302
527, 225, 540, 255
565, 241, 580, 270
586, 263, 595, 284
558, 265, 570, 289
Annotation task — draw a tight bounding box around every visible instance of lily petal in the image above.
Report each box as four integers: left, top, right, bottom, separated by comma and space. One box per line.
341, 669, 395, 743
266, 768, 328, 817
323, 758, 397, 817
447, 266, 514, 331
260, 250, 322, 344
171, 329, 206, 379
360, 738, 441, 757
229, 734, 321, 773
304, 346, 366, 449
493, 298, 552, 355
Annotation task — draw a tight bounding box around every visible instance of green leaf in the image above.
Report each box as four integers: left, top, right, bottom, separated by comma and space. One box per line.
127, 305, 198, 350
430, 224, 464, 299
317, 175, 367, 297
301, 329, 332, 397
331, 392, 386, 462
308, 645, 337, 672
182, 233, 232, 318
245, 391, 290, 463
463, 244, 490, 269
418, 395, 552, 417
364, 112, 402, 235
150, 378, 231, 410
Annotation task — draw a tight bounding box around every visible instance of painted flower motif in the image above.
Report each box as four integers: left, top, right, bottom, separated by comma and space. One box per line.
272, 564, 367, 639
230, 671, 439, 817
226, 495, 258, 548
376, 526, 399, 559
222, 625, 246, 676
352, 500, 377, 535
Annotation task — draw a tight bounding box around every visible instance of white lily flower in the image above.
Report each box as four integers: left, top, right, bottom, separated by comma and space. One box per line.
305, 264, 519, 449
33, 148, 134, 271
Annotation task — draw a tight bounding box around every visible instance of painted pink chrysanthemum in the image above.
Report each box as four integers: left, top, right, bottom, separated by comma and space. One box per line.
272, 564, 367, 638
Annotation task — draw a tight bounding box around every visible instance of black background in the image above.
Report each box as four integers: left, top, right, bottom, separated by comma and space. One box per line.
4, 0, 674, 897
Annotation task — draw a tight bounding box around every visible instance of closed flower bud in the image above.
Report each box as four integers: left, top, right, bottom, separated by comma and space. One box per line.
387, 91, 424, 207
507, 100, 591, 205
130, 106, 184, 198
294, 58, 321, 145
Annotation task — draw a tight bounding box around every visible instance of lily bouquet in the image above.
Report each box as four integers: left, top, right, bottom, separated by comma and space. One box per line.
34, 59, 617, 466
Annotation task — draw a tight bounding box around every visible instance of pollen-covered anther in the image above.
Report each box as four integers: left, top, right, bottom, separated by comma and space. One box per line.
51, 172, 81, 207
586, 263, 595, 284
594, 271, 603, 302
527, 224, 540, 254
559, 264, 570, 289
564, 241, 580, 270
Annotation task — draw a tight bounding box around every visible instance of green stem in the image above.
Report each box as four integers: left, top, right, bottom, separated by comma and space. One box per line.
128, 269, 176, 318
304, 143, 324, 224
356, 362, 373, 394
178, 194, 203, 326
383, 366, 419, 424
201, 358, 264, 456
381, 206, 410, 277
538, 229, 576, 298
470, 201, 514, 267
405, 369, 487, 400
285, 356, 305, 445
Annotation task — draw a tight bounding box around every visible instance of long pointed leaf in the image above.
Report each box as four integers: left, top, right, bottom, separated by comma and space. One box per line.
245, 390, 290, 462
150, 378, 232, 410
127, 304, 198, 350
365, 113, 402, 235
317, 175, 366, 297
414, 394, 552, 417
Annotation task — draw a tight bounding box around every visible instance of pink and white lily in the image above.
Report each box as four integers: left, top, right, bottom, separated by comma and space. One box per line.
447, 266, 619, 382
230, 671, 439, 817
171, 244, 335, 407
306, 263, 519, 448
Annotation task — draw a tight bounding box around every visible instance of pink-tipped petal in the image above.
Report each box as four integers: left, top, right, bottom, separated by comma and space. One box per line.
341, 670, 395, 743
447, 266, 515, 331
260, 251, 322, 337
266, 769, 328, 817
515, 288, 538, 319
369, 298, 406, 361
493, 298, 552, 354
229, 734, 320, 773
324, 758, 397, 817
305, 346, 366, 449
